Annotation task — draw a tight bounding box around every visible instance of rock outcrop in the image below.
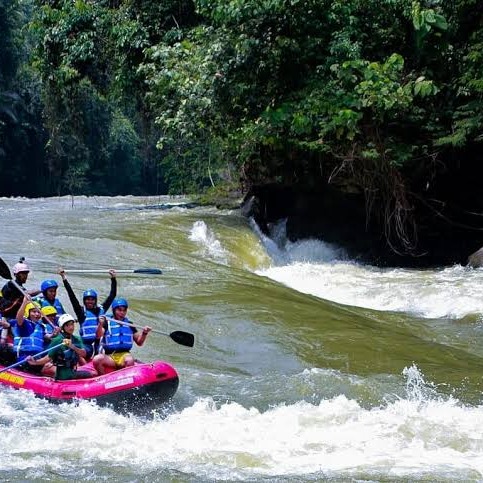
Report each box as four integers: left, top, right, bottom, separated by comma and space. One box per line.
241, 183, 483, 268
467, 247, 483, 268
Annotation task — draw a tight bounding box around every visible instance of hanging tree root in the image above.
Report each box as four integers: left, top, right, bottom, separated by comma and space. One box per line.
329, 145, 418, 256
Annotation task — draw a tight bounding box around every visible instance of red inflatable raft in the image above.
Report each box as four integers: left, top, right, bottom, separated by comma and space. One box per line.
0, 360, 179, 410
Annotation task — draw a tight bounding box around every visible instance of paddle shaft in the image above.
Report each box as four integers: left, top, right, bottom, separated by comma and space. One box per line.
10, 279, 32, 301
0, 342, 64, 373
65, 269, 162, 274
104, 316, 194, 347
107, 317, 172, 338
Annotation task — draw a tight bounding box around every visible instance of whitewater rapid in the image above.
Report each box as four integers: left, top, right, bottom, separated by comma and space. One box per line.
188, 218, 483, 320
1, 197, 482, 481
2, 365, 483, 481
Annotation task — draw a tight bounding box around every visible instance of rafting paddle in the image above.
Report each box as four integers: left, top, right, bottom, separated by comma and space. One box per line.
1, 258, 162, 276
65, 268, 162, 275
0, 257, 12, 281
0, 342, 64, 374
106, 317, 194, 347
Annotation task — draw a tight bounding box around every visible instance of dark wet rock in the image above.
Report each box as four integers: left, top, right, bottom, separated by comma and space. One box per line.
467, 247, 483, 268
241, 183, 483, 268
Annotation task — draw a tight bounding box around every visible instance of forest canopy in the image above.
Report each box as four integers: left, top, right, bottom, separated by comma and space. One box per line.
1, 0, 482, 258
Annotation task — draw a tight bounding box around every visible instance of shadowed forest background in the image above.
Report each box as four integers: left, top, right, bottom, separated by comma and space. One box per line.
1, 0, 483, 264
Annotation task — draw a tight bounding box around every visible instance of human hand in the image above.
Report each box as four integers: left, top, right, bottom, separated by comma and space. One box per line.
108, 269, 116, 279
142, 326, 152, 336
62, 338, 71, 347
58, 268, 66, 280
26, 356, 35, 365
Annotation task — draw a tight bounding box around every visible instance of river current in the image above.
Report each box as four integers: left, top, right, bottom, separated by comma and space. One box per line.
1, 195, 483, 482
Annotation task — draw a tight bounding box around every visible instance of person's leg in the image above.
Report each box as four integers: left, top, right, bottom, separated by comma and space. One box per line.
93, 354, 116, 375
22, 363, 43, 375
41, 362, 56, 377
123, 353, 134, 367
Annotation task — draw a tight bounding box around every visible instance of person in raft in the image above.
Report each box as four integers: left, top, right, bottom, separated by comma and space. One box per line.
0, 258, 41, 319
59, 268, 117, 360
12, 297, 49, 375
92, 298, 152, 375
34, 279, 66, 315
0, 311, 16, 365
40, 305, 61, 348
27, 313, 92, 380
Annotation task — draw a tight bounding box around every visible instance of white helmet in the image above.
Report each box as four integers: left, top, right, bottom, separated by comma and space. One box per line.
13, 262, 30, 274
59, 313, 75, 328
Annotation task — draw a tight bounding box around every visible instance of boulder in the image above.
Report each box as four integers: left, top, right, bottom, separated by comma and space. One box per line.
467, 246, 483, 268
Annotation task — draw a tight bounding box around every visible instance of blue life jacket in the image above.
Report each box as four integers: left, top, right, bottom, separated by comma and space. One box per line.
42, 320, 59, 348
12, 319, 34, 337
102, 316, 133, 352
38, 298, 65, 315
79, 307, 104, 343
43, 320, 59, 334
13, 320, 44, 356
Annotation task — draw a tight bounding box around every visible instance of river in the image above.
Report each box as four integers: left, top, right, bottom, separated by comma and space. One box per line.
1, 195, 482, 482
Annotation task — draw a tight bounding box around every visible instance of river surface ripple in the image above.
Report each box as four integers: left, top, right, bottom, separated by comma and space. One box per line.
0, 196, 482, 482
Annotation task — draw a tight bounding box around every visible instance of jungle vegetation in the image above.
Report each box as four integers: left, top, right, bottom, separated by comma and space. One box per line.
1, 0, 482, 256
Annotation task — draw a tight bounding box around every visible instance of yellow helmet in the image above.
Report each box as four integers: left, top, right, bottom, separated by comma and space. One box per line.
24, 302, 41, 318
41, 306, 57, 317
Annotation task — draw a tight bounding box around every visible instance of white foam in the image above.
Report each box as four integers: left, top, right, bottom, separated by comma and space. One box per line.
253, 220, 483, 318
189, 220, 229, 263
1, 366, 482, 479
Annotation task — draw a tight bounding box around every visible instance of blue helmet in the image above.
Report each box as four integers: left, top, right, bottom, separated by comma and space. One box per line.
112, 298, 128, 310
83, 289, 98, 299
41, 279, 58, 292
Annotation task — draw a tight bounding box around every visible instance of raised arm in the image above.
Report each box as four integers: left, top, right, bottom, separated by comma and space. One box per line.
101, 270, 117, 311
59, 269, 85, 323
16, 296, 29, 327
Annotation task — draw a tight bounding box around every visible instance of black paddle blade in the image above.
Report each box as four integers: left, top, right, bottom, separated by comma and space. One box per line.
0, 257, 12, 280
133, 268, 163, 275
170, 330, 194, 347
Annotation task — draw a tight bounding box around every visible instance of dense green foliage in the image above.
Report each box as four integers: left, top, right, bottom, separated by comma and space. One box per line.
1, 0, 482, 253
